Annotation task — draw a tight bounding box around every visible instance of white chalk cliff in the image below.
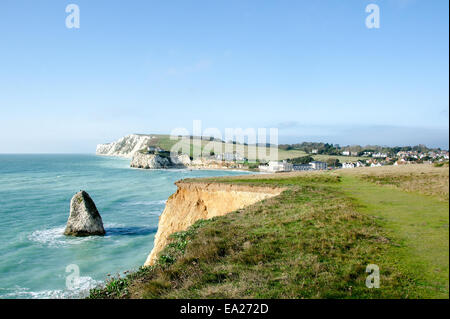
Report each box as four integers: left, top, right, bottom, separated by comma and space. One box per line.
96, 134, 153, 158
130, 153, 191, 169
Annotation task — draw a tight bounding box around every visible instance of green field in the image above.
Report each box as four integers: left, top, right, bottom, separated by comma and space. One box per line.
139, 134, 363, 163
338, 175, 449, 298
89, 165, 448, 299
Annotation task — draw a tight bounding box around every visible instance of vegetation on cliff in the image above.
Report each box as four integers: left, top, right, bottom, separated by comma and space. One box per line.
97, 133, 364, 162
89, 165, 449, 299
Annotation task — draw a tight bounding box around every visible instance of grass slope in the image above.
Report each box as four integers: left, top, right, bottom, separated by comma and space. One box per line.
139, 134, 363, 162
89, 166, 449, 299
345, 164, 449, 201
338, 175, 449, 298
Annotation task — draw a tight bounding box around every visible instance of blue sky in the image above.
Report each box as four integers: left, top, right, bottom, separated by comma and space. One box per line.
0, 0, 448, 152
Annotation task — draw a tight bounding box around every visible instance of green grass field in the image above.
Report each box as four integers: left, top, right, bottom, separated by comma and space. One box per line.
140, 134, 364, 163
89, 165, 448, 299
338, 175, 449, 298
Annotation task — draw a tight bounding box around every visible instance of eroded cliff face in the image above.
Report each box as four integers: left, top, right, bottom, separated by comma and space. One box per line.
130, 152, 191, 169
131, 153, 170, 169
130, 153, 249, 170
144, 182, 284, 266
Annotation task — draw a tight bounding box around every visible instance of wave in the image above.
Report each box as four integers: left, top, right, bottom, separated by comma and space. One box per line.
1, 276, 102, 299
121, 199, 166, 206
28, 223, 155, 247
28, 226, 95, 247
138, 210, 163, 216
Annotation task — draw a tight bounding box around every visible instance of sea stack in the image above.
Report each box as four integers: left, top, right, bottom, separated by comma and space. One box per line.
64, 191, 105, 236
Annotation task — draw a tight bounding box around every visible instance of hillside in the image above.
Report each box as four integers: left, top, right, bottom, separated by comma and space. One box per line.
89, 164, 449, 299
95, 134, 363, 162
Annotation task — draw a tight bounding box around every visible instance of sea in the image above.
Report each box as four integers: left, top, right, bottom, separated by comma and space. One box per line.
0, 154, 250, 299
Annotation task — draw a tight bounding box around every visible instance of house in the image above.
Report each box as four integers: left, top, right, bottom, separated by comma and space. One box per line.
342, 151, 350, 156
342, 161, 364, 169
372, 153, 387, 158
293, 164, 313, 171
311, 149, 318, 154
259, 161, 293, 173
215, 153, 245, 162
356, 161, 364, 167
394, 159, 409, 165
310, 161, 327, 170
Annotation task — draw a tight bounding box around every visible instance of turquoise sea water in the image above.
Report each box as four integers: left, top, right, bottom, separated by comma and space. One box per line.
0, 154, 250, 299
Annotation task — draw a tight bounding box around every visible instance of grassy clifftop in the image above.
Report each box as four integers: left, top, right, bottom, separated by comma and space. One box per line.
89, 165, 449, 299
127, 134, 364, 162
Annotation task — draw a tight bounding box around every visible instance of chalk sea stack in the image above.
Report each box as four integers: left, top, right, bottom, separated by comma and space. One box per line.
64, 191, 105, 236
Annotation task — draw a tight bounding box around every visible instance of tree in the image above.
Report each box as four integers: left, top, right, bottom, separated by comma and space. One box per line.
326, 158, 340, 168
287, 156, 314, 164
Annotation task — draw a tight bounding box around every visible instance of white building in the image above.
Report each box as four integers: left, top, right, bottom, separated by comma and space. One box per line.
373, 153, 388, 158
342, 161, 364, 169
259, 161, 293, 173
293, 164, 313, 171
310, 161, 327, 170
215, 153, 245, 162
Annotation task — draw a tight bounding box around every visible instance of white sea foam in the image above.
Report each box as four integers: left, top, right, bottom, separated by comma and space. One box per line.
121, 200, 166, 206
1, 276, 102, 299
28, 223, 124, 247
152, 200, 167, 205
28, 226, 76, 247
144, 210, 163, 216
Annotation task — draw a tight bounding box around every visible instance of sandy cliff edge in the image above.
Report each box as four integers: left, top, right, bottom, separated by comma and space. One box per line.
144, 181, 284, 266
